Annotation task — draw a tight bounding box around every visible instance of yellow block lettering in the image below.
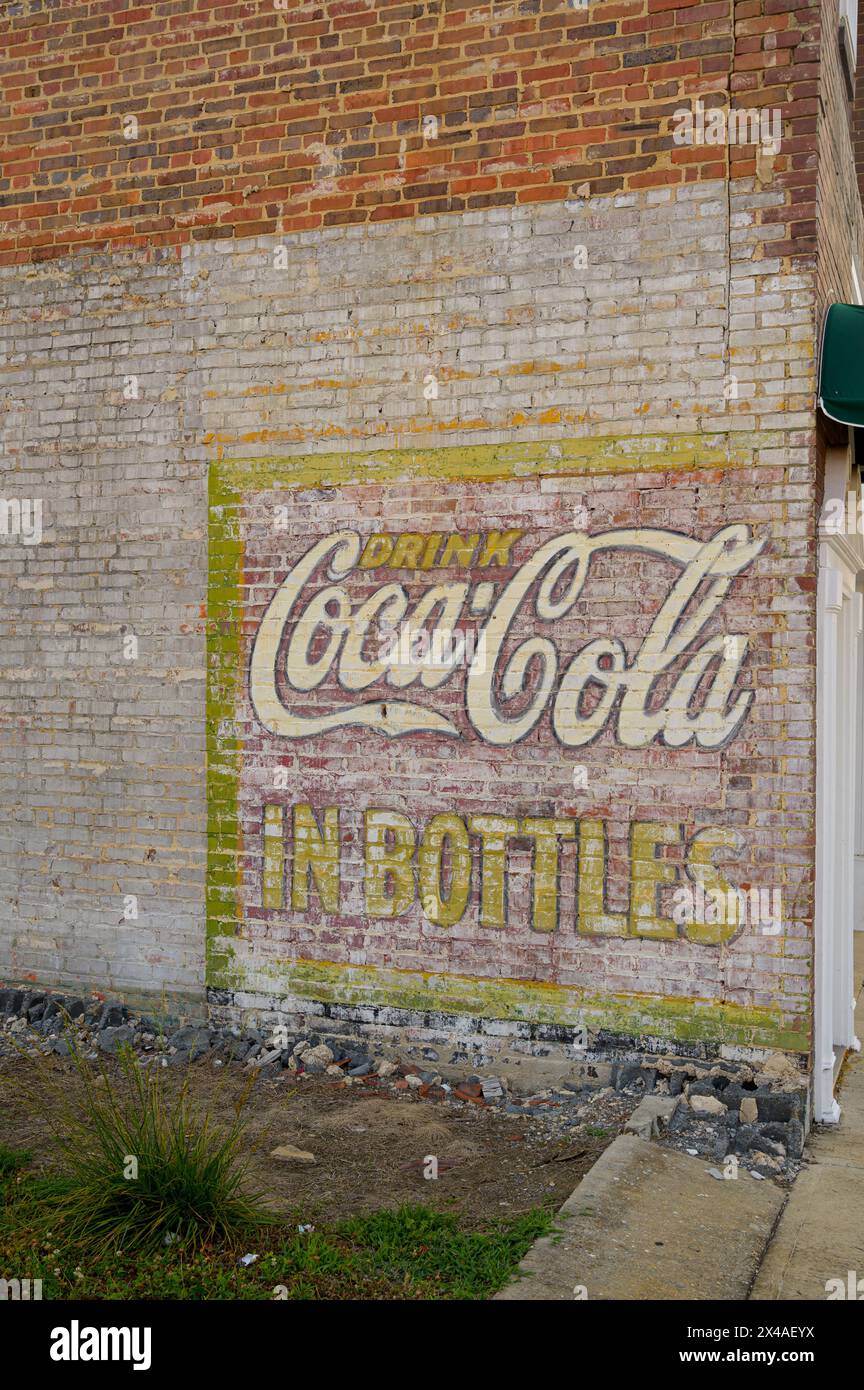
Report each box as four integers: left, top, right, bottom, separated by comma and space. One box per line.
469, 814, 519, 927
478, 529, 524, 567
292, 803, 341, 914
419, 812, 471, 927
389, 533, 426, 569
576, 819, 629, 937
262, 804, 285, 910
358, 533, 395, 568
364, 809, 416, 916
683, 826, 745, 945
439, 533, 479, 568
629, 821, 680, 939
522, 816, 576, 933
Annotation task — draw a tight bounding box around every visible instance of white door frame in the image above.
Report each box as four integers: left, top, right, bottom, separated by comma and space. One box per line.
815, 447, 864, 1122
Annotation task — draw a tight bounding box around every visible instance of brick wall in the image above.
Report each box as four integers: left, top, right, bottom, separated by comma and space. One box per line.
854, 0, 864, 206
0, 249, 207, 1005
0, 0, 817, 261
817, 0, 864, 321
0, 0, 853, 1066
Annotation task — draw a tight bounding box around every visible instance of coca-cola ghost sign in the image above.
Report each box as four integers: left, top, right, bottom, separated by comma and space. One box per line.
249, 523, 765, 750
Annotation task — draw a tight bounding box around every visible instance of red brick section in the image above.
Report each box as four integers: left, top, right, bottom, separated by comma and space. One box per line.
0, 0, 819, 264
732, 0, 819, 264
856, 0, 864, 204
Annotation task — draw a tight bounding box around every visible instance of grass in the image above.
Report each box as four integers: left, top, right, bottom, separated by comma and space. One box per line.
0, 1142, 31, 1177
0, 1167, 551, 1300
9, 1036, 272, 1254
0, 1141, 31, 1198
0, 1043, 553, 1299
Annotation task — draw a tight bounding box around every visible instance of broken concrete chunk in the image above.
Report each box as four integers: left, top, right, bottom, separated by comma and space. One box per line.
624, 1094, 680, 1140
480, 1076, 505, 1101
750, 1152, 784, 1177
754, 1052, 806, 1089
270, 1145, 316, 1165
689, 1094, 727, 1117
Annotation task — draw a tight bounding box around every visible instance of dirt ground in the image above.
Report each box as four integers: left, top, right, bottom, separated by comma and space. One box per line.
0, 1052, 630, 1226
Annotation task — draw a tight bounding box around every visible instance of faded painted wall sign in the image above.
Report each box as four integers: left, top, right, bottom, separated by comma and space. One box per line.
206, 446, 800, 1051
260, 800, 746, 945
250, 524, 764, 749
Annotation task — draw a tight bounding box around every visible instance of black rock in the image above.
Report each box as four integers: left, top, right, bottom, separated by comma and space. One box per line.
733, 1124, 758, 1154
785, 1119, 805, 1158
760, 1120, 790, 1143
749, 1132, 786, 1158
712, 1132, 730, 1159
688, 1079, 733, 1107
170, 1025, 211, 1058
667, 1105, 691, 1134
0, 989, 24, 1016
98, 1024, 134, 1054
755, 1092, 800, 1123
99, 1004, 126, 1030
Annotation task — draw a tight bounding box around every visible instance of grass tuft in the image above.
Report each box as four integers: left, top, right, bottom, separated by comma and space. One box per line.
15, 1038, 272, 1253
0, 1142, 31, 1178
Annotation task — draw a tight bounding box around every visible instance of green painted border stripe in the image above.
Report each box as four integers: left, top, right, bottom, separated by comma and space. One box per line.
206, 473, 243, 985
212, 432, 749, 493
208, 950, 807, 1053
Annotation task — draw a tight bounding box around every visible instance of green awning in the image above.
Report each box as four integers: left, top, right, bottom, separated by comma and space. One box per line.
819, 302, 864, 428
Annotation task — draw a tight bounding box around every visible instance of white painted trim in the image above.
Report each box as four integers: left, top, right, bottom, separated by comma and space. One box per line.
815, 448, 864, 1122
841, 0, 859, 67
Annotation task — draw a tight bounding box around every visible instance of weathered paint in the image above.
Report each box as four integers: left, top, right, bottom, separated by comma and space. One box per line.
207, 438, 809, 1053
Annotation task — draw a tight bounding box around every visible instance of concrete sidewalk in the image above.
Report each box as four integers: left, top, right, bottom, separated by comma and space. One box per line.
495, 1133, 784, 1300
750, 939, 864, 1301
497, 940, 864, 1302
